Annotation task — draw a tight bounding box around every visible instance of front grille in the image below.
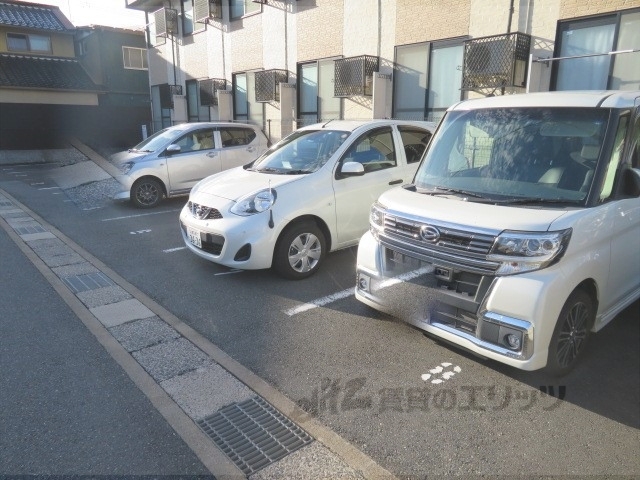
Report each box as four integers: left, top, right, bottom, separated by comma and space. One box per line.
431, 303, 479, 333
180, 222, 224, 255
188, 201, 222, 220
377, 210, 501, 337
384, 215, 495, 254
202, 233, 225, 255
379, 212, 500, 275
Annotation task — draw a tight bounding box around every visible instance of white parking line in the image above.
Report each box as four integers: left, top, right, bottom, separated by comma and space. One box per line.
215, 269, 244, 276
101, 209, 181, 222
285, 288, 354, 316
378, 266, 433, 288
163, 246, 186, 253
38, 186, 61, 190
284, 266, 433, 317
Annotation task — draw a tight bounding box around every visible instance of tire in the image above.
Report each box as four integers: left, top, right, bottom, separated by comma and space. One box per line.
273, 222, 326, 280
131, 178, 163, 208
546, 289, 594, 377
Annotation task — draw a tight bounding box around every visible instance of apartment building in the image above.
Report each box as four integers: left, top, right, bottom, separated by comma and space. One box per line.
125, 0, 640, 143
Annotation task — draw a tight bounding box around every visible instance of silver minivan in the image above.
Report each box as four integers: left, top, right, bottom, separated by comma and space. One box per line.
112, 122, 269, 208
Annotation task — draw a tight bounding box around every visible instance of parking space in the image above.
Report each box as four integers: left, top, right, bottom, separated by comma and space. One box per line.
1, 159, 638, 478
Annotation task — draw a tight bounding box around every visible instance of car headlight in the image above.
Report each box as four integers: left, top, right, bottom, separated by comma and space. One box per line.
370, 202, 385, 232
120, 161, 134, 175
488, 229, 572, 275
230, 189, 277, 216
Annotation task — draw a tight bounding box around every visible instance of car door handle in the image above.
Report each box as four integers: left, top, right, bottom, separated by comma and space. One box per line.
207, 151, 218, 157
246, 146, 256, 153
389, 179, 403, 185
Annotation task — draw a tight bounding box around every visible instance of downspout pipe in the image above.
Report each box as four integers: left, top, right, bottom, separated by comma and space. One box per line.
507, 0, 514, 33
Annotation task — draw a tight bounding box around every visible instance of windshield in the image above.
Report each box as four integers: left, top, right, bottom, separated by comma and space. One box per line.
415, 107, 610, 204
249, 129, 350, 174
131, 126, 189, 152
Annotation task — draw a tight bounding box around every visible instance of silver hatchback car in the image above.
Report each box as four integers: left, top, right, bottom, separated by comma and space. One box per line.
112, 122, 269, 208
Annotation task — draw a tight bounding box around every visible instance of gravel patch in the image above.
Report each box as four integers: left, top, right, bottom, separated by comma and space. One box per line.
64, 178, 121, 210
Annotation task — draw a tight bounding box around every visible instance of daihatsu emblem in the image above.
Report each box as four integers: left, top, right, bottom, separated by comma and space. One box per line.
420, 225, 440, 242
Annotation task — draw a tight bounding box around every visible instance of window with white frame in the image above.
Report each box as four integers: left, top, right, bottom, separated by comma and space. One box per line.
7, 33, 51, 53
553, 8, 640, 91
123, 47, 148, 70
393, 39, 464, 123
229, 0, 261, 20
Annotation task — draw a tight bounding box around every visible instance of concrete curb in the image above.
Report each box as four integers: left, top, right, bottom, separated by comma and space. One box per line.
0, 183, 397, 480
67, 137, 121, 178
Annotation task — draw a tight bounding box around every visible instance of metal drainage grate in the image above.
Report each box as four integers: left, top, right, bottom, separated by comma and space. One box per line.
0, 200, 13, 207
63, 272, 115, 293
14, 225, 46, 235
197, 396, 313, 475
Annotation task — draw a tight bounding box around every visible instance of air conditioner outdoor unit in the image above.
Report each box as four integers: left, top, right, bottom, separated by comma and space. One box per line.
334, 55, 379, 97
466, 39, 509, 77
364, 75, 373, 96
199, 78, 227, 106
462, 32, 531, 91
255, 69, 288, 102
194, 0, 222, 22
154, 8, 178, 37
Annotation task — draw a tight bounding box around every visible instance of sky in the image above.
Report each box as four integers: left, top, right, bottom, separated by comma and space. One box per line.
30, 0, 147, 29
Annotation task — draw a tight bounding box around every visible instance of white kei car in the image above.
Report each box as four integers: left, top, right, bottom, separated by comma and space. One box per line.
112, 122, 269, 208
179, 119, 436, 279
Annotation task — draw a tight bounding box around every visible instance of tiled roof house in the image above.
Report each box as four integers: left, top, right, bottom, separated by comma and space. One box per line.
0, 0, 150, 149
0, 0, 102, 104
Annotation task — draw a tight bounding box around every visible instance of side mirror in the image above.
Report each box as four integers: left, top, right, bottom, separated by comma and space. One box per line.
166, 144, 181, 155
339, 161, 365, 177
622, 168, 640, 197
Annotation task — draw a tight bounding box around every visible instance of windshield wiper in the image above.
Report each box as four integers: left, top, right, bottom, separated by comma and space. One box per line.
254, 167, 281, 173
418, 186, 486, 199
496, 197, 580, 206
283, 169, 312, 175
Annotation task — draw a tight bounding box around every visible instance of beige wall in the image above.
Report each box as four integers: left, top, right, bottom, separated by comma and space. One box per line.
296, 0, 344, 61
396, 0, 470, 46
182, 29, 211, 80
0, 89, 98, 105
230, 13, 264, 71
0, 27, 75, 57
560, 0, 640, 18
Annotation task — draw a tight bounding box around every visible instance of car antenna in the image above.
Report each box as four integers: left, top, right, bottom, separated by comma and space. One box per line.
268, 179, 274, 228
321, 118, 335, 128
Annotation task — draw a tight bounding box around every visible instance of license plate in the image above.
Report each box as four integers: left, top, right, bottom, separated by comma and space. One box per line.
187, 226, 202, 248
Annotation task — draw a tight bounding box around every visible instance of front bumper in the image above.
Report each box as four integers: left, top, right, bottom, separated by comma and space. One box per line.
179, 200, 280, 270
355, 231, 551, 371
113, 174, 133, 201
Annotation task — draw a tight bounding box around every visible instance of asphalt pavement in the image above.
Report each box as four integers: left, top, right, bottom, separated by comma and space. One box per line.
0, 144, 392, 479
1, 143, 638, 479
